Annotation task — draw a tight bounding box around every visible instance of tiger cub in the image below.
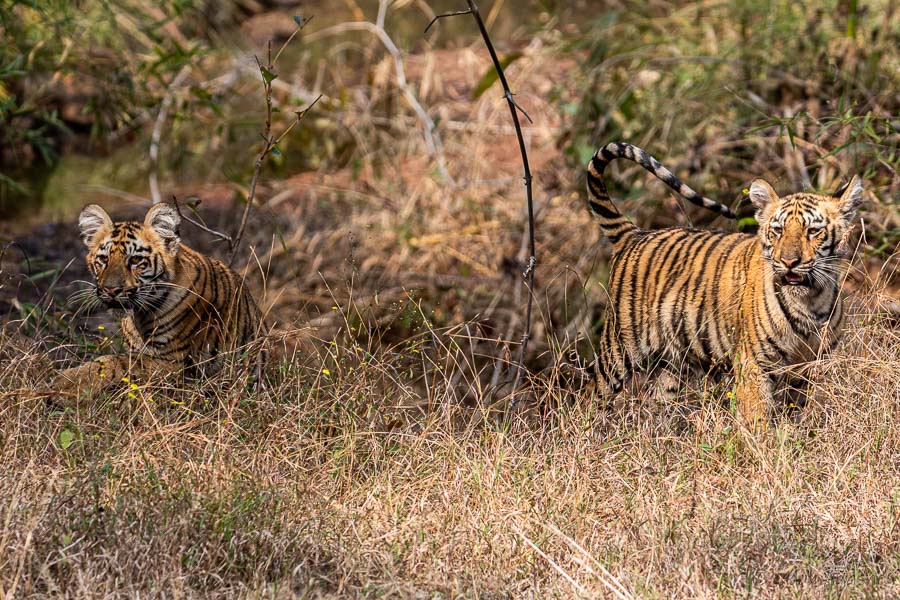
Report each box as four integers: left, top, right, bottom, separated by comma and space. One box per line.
585, 142, 862, 428
53, 203, 263, 397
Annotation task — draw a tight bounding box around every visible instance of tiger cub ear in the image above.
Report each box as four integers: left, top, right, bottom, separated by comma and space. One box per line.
78, 204, 113, 247
748, 178, 778, 212
144, 202, 181, 253
835, 175, 863, 221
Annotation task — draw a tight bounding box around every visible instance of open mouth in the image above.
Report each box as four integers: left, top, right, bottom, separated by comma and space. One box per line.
99, 295, 133, 309
102, 299, 130, 309
782, 272, 807, 286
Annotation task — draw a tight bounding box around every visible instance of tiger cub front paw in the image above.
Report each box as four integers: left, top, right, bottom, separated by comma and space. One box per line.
48, 360, 111, 405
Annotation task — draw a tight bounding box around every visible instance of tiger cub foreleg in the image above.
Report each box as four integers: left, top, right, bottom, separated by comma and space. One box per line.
52, 355, 179, 404
733, 344, 775, 430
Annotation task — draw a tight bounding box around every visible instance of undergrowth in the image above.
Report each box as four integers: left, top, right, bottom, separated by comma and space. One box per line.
1, 0, 898, 597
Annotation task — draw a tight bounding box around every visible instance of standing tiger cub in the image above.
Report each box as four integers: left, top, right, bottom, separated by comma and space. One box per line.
53, 203, 263, 397
585, 142, 862, 428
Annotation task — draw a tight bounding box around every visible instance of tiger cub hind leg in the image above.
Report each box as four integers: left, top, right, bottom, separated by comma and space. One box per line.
587, 318, 632, 400
650, 361, 689, 403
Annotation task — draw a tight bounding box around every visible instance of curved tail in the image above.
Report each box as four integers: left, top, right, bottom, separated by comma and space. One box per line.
586, 142, 736, 246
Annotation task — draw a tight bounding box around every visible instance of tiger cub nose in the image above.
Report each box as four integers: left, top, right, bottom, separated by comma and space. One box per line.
102, 286, 123, 297
781, 256, 800, 269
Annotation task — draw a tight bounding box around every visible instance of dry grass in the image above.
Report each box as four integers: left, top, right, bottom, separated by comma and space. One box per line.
1, 2, 899, 597
1, 304, 899, 598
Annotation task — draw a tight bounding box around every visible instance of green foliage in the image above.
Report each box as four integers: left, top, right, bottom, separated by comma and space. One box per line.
58, 428, 75, 449
0, 0, 210, 199
472, 52, 522, 99
559, 0, 898, 232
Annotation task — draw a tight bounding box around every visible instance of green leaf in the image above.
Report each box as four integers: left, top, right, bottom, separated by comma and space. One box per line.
0, 172, 28, 195
472, 52, 522, 99
737, 216, 758, 231
260, 66, 278, 84
59, 429, 75, 450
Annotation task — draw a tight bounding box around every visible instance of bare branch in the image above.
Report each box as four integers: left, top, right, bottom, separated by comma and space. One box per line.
228, 51, 274, 268
274, 94, 322, 146
227, 21, 317, 267
273, 15, 313, 65
424, 9, 473, 33
504, 90, 533, 124
428, 0, 537, 402
172, 196, 233, 244
305, 18, 456, 186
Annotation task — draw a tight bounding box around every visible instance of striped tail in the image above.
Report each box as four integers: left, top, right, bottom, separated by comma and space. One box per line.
586, 142, 736, 246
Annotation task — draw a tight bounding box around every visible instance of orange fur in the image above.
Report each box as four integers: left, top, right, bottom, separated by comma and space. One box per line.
585, 142, 862, 428
53, 203, 263, 398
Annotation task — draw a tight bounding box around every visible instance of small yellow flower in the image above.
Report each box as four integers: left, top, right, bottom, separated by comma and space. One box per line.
331, 306, 338, 310
127, 392, 136, 399
121, 377, 129, 383
742, 188, 750, 195
148, 396, 155, 403
726, 391, 735, 399
130, 383, 139, 390
97, 325, 105, 331
322, 368, 331, 376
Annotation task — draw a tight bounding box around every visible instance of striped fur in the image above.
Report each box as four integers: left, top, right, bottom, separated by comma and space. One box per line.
586, 142, 862, 427
55, 203, 262, 396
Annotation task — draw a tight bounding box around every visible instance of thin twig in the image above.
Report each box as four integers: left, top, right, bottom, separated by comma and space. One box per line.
226, 20, 317, 267
428, 0, 537, 402
272, 16, 313, 65
149, 65, 191, 204
424, 9, 472, 32
171, 196, 233, 244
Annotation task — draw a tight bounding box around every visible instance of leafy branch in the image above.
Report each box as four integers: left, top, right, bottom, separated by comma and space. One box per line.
227, 17, 321, 267
170, 16, 319, 266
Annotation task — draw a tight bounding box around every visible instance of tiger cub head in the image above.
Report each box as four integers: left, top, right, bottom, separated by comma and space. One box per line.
78, 203, 182, 311
748, 176, 862, 291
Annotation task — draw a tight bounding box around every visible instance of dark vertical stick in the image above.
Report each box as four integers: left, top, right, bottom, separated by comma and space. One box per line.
428, 1, 537, 398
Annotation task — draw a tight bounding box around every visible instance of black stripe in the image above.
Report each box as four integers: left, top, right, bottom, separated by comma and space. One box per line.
660, 232, 711, 347
588, 199, 621, 221
773, 289, 810, 335
679, 233, 723, 360
609, 238, 646, 356
707, 234, 748, 355
627, 235, 655, 355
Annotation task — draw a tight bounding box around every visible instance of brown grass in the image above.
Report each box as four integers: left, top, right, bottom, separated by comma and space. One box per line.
1, 2, 899, 597
1, 304, 899, 597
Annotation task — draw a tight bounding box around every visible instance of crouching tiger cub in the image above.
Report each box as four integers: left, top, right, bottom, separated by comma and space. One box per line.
585, 142, 862, 428
52, 202, 263, 398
